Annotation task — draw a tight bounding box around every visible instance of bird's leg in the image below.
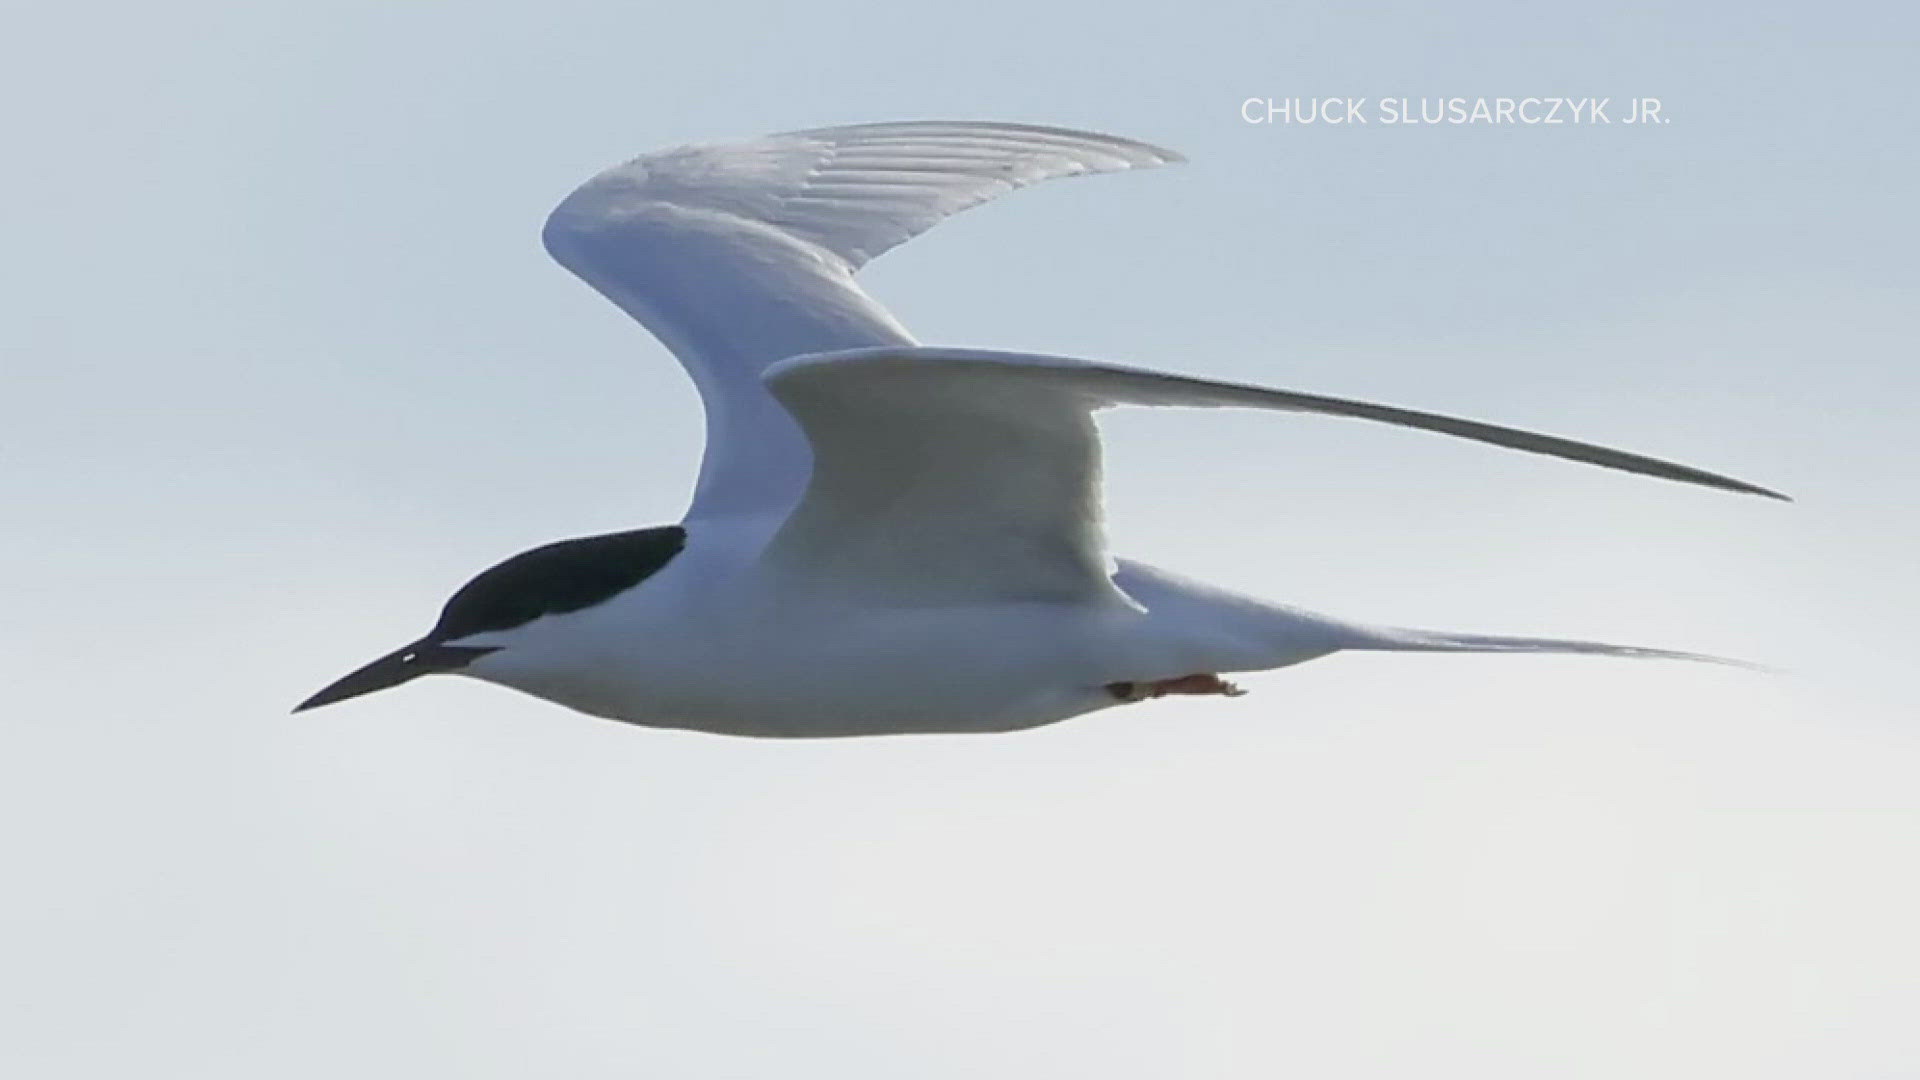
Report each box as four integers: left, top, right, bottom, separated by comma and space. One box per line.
1106, 674, 1247, 702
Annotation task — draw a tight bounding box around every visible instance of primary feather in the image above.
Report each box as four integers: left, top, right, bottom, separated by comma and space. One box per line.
762, 346, 1783, 605
541, 122, 1181, 521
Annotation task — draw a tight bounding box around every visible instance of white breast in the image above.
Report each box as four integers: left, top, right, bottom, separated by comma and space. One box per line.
453, 524, 1133, 736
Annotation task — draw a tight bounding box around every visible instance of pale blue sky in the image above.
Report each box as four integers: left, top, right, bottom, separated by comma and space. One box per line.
4, 1, 1917, 1076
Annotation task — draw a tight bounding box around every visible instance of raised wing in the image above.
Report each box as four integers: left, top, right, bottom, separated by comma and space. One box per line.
541, 122, 1181, 521
761, 347, 1786, 603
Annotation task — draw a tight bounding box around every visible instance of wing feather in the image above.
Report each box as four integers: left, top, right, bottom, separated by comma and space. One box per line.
541, 122, 1179, 520
760, 347, 1785, 603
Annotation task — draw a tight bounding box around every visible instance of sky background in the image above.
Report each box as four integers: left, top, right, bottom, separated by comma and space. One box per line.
4, 1, 1917, 1076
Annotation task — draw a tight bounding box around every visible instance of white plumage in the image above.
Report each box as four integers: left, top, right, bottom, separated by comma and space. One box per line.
541, 122, 1182, 521
299, 121, 1779, 734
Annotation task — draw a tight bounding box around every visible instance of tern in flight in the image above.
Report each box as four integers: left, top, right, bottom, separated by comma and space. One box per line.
298, 121, 1782, 736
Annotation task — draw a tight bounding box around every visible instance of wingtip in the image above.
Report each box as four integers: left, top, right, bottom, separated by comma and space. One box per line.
1731, 480, 1793, 503
832, 119, 1186, 169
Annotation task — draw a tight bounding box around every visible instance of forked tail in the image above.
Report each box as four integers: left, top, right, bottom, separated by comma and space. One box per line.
1355, 628, 1767, 671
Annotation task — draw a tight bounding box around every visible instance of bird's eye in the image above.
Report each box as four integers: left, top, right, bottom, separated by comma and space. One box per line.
401, 652, 418, 663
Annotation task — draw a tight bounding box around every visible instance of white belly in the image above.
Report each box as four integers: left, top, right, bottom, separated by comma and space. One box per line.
456, 535, 1352, 737
478, 597, 1132, 736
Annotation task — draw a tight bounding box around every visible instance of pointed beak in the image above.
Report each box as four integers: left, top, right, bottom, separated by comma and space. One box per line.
294, 641, 497, 713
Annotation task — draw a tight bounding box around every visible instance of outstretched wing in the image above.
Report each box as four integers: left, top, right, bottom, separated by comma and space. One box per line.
761, 347, 1786, 603
541, 122, 1181, 520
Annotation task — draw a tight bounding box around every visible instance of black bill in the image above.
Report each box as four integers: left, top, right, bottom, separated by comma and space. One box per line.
294, 641, 497, 713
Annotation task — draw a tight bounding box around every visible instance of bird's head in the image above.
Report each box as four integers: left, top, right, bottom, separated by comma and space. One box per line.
295, 525, 687, 713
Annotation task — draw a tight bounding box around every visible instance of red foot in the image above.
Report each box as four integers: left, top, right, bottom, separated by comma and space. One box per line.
1106, 673, 1247, 702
